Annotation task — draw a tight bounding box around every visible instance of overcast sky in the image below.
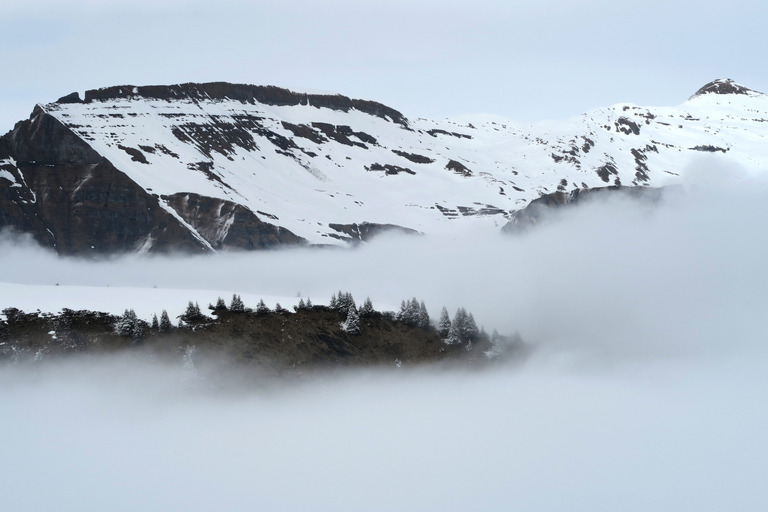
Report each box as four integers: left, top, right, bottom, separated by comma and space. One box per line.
2, 0, 767, 131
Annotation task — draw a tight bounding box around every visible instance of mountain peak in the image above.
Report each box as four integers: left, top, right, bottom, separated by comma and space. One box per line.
690, 78, 762, 99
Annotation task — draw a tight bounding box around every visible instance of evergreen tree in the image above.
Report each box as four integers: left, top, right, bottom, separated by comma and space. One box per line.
159, 309, 172, 333
275, 303, 288, 313
410, 298, 420, 322
465, 312, 479, 342
298, 298, 306, 310
114, 309, 143, 340
347, 292, 356, 312
335, 291, 355, 313
397, 300, 408, 321
336, 290, 346, 311
447, 307, 480, 344
151, 313, 159, 330
360, 297, 374, 317
256, 299, 270, 314
131, 318, 143, 340
446, 322, 460, 345
453, 307, 467, 329
115, 309, 137, 337
230, 294, 245, 312
215, 296, 227, 310
486, 330, 525, 359
418, 301, 430, 329
341, 304, 360, 334
181, 301, 204, 323
305, 297, 313, 308
329, 292, 338, 310
397, 298, 424, 326
452, 307, 468, 343
437, 307, 451, 338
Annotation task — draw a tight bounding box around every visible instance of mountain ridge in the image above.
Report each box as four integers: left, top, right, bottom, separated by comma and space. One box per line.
2, 78, 767, 255
55, 82, 410, 127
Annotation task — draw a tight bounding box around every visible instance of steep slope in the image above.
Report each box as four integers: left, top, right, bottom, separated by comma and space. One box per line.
0, 106, 212, 254
2, 78, 767, 254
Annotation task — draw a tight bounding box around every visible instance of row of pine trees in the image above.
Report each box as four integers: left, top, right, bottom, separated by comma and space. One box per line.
114, 292, 484, 346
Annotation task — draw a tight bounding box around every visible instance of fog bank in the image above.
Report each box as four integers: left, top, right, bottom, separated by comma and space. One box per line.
2, 164, 768, 365
3, 162, 768, 510
1, 354, 766, 512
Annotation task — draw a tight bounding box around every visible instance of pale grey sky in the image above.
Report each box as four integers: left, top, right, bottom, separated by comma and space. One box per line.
2, 0, 767, 131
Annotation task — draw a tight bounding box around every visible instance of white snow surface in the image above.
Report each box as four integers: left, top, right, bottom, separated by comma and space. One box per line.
0, 169, 17, 185
0, 283, 307, 322
40, 79, 768, 246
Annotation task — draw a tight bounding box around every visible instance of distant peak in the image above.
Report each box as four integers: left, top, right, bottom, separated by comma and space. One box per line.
690, 78, 762, 99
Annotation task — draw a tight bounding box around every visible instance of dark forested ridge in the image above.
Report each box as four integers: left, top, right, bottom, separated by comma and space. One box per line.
0, 294, 525, 375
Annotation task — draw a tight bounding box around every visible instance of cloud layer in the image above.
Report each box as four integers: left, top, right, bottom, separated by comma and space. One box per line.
3, 159, 767, 363
2, 352, 766, 511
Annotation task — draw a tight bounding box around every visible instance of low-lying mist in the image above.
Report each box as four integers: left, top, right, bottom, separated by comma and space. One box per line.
2, 161, 768, 364
2, 352, 766, 511
2, 160, 768, 510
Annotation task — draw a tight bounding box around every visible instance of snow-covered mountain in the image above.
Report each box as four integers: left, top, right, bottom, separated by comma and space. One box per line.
2, 78, 767, 254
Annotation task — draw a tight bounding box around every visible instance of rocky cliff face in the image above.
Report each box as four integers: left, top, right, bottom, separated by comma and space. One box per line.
0, 104, 305, 255
73, 82, 409, 126
501, 185, 666, 233
2, 78, 767, 255
0, 107, 211, 254
163, 192, 305, 250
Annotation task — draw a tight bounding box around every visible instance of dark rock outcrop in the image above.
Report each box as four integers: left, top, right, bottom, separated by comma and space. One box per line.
72, 82, 409, 127
0, 100, 310, 255
328, 222, 421, 243
366, 163, 415, 175
691, 78, 761, 98
446, 159, 473, 176
163, 193, 305, 250
426, 129, 472, 139
392, 149, 434, 164
502, 186, 665, 233
0, 108, 210, 255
